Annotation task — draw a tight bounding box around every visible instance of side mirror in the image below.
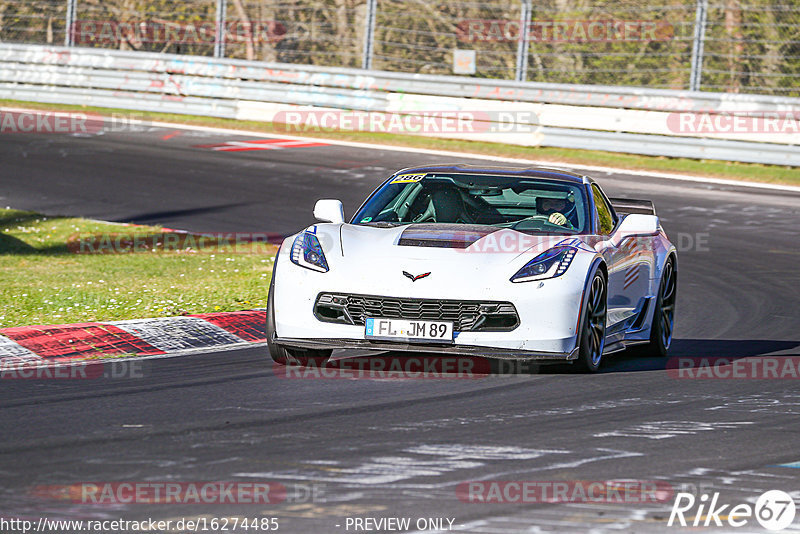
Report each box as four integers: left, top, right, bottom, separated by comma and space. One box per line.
612, 214, 659, 245
313, 199, 345, 224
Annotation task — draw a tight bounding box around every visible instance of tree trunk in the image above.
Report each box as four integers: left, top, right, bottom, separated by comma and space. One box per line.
231, 0, 256, 60
724, 0, 743, 92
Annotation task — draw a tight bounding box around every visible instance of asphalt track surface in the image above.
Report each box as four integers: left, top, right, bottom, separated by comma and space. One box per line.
1, 123, 800, 533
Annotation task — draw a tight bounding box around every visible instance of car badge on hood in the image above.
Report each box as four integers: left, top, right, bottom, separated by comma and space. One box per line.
402, 271, 431, 282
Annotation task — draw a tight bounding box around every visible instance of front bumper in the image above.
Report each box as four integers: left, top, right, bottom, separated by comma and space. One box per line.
274, 336, 580, 361
273, 232, 595, 358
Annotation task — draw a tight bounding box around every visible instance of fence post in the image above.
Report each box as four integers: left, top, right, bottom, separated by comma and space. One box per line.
362, 0, 377, 70
689, 0, 708, 91
514, 0, 532, 82
214, 0, 227, 58
64, 0, 77, 47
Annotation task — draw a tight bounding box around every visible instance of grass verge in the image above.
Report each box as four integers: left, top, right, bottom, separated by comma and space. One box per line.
3, 98, 800, 186
0, 209, 276, 328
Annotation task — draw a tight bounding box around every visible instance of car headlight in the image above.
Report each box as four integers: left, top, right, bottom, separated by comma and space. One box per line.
290, 232, 329, 272
510, 246, 577, 283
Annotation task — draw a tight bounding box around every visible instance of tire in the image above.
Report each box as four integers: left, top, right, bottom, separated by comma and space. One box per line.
574, 269, 608, 373
644, 256, 677, 358
266, 276, 331, 367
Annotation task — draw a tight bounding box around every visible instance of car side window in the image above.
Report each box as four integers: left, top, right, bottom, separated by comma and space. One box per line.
591, 184, 615, 235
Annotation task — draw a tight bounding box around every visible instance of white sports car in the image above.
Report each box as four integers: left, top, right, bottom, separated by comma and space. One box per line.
267, 164, 677, 372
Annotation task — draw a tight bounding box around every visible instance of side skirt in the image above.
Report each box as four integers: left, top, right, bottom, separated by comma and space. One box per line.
602, 296, 655, 354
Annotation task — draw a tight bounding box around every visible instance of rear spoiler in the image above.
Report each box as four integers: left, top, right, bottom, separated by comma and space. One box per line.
609, 198, 656, 216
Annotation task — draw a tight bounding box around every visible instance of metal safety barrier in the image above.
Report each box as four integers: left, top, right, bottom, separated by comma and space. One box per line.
1, 43, 798, 166
5, 0, 800, 96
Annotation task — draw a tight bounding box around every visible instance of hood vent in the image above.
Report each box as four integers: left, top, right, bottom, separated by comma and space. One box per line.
397, 224, 499, 249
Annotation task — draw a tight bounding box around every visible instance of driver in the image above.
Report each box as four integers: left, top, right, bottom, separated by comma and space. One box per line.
539, 194, 577, 228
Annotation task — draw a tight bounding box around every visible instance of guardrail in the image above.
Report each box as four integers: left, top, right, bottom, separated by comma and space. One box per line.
1, 43, 798, 166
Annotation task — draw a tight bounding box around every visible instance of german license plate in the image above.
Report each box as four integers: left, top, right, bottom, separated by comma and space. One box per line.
365, 318, 453, 343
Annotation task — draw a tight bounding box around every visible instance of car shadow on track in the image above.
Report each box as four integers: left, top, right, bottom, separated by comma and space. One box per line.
595, 338, 800, 374
321, 339, 800, 378
115, 202, 255, 226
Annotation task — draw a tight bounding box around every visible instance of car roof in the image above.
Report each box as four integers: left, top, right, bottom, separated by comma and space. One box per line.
393, 164, 587, 184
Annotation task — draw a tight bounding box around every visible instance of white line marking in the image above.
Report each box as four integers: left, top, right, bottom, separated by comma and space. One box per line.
2, 106, 798, 192
154, 120, 800, 192
158, 127, 800, 192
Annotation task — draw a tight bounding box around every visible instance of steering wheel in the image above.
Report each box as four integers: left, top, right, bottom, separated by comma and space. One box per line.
411, 201, 436, 223
562, 201, 578, 222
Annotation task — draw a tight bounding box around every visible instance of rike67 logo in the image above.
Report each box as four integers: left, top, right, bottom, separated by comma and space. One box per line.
668, 490, 796, 531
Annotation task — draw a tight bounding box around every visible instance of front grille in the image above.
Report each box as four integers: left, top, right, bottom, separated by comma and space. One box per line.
315, 293, 519, 332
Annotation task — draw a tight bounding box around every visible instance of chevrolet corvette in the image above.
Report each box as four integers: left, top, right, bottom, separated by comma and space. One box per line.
267, 164, 677, 372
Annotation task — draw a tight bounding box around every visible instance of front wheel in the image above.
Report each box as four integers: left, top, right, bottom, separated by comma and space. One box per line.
574, 270, 608, 373
266, 277, 331, 367
644, 257, 677, 358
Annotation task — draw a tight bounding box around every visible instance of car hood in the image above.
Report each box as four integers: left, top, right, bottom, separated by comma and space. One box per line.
293, 223, 589, 297
337, 223, 575, 264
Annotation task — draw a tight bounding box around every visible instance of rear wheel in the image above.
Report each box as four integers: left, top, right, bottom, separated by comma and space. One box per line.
575, 270, 607, 373
266, 277, 331, 367
644, 257, 677, 358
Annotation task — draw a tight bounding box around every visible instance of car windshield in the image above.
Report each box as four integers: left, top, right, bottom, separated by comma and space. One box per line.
352, 173, 590, 235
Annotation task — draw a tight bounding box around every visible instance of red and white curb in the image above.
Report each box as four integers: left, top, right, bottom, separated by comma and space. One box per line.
0, 310, 267, 369
193, 138, 329, 152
